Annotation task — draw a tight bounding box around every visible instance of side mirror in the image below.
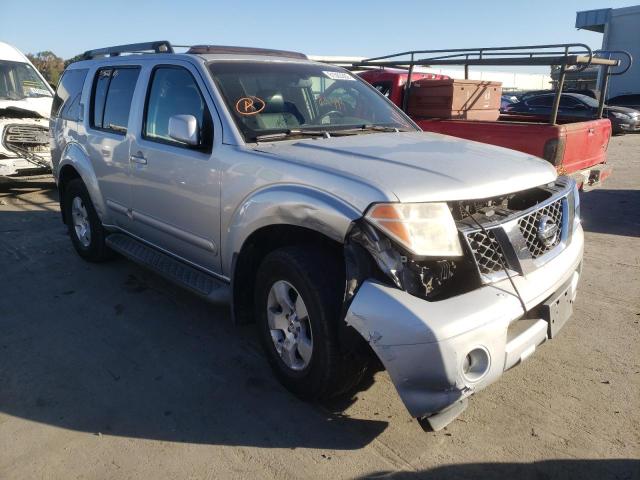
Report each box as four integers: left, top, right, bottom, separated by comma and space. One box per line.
168, 114, 199, 146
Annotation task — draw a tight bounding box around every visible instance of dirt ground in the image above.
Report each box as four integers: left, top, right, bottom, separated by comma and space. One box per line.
0, 135, 638, 480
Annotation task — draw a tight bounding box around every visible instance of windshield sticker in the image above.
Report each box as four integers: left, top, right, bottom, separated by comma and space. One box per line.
323, 71, 355, 81
235, 96, 266, 115
28, 87, 50, 96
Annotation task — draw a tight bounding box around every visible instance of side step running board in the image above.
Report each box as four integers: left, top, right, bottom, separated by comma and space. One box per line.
106, 233, 230, 303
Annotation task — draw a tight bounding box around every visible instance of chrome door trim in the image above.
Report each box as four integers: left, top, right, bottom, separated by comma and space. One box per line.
106, 199, 129, 216
131, 210, 218, 254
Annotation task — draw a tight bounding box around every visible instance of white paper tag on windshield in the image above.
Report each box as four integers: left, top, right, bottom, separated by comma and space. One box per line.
323, 71, 355, 81
29, 87, 50, 96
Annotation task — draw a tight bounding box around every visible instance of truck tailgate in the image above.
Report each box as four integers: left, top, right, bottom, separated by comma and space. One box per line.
417, 118, 552, 159
560, 118, 611, 173
417, 117, 611, 176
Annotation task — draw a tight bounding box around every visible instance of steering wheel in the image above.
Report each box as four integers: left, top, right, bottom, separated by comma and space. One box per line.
312, 110, 346, 124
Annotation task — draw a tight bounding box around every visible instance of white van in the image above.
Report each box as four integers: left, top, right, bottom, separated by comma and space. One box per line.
0, 41, 54, 176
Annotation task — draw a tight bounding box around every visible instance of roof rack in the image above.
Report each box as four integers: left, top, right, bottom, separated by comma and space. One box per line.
186, 45, 307, 59
82, 41, 174, 60
351, 43, 631, 123
81, 41, 308, 61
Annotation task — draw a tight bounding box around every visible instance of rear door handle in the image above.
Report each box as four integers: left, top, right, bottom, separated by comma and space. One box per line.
130, 154, 147, 165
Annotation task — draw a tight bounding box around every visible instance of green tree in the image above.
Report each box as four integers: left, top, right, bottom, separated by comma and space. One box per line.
26, 51, 65, 86
64, 54, 85, 69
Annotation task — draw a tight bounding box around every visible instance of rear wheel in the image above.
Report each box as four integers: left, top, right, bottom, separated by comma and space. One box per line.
64, 179, 111, 262
255, 246, 367, 400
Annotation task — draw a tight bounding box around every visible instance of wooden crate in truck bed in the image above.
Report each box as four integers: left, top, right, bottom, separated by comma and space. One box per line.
407, 79, 502, 121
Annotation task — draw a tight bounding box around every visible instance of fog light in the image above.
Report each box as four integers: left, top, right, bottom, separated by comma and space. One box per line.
462, 347, 491, 382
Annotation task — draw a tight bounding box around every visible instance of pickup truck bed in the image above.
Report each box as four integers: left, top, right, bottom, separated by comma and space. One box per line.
416, 115, 612, 187
358, 70, 613, 189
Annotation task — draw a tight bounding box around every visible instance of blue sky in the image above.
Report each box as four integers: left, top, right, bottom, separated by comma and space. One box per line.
2, 0, 635, 69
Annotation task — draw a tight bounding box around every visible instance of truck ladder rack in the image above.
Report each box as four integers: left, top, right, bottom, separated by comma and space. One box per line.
352, 44, 632, 124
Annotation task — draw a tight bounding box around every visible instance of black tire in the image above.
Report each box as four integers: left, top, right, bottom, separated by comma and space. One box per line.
255, 246, 368, 400
64, 178, 111, 262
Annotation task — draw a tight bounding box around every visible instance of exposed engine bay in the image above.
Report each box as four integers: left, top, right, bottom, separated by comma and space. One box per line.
346, 181, 564, 302
452, 184, 554, 224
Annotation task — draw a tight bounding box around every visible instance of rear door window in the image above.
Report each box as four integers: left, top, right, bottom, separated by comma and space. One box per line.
51, 68, 88, 120
92, 69, 111, 129
559, 96, 580, 108
91, 66, 140, 134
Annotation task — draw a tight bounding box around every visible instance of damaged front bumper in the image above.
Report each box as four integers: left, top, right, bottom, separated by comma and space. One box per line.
0, 119, 52, 176
345, 224, 584, 429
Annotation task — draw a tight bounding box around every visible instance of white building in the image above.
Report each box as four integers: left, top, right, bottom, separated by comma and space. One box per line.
308, 56, 551, 91
410, 67, 551, 91
576, 5, 640, 100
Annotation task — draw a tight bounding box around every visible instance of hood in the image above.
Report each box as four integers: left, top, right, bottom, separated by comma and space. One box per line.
0, 97, 51, 119
256, 131, 557, 202
606, 105, 640, 116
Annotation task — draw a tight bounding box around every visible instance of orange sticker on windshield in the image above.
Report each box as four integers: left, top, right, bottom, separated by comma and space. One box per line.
235, 96, 266, 115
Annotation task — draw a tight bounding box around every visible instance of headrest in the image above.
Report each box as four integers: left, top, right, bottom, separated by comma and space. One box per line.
257, 90, 285, 113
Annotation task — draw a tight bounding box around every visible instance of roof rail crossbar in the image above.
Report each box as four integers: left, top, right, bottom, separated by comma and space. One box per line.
186, 45, 307, 59
82, 41, 174, 60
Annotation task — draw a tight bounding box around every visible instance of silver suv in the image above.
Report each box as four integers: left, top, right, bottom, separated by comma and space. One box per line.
50, 41, 584, 430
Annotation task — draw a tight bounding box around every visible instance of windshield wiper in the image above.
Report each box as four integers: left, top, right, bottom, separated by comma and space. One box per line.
253, 129, 331, 142
334, 124, 406, 134
252, 125, 409, 142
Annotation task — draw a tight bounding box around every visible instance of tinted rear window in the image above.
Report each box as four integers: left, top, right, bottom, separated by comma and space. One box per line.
527, 96, 553, 107
559, 96, 580, 107
91, 67, 140, 134
51, 68, 88, 120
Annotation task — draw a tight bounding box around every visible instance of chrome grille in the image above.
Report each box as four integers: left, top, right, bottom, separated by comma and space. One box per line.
459, 178, 574, 284
466, 229, 505, 275
518, 199, 563, 258
4, 124, 49, 145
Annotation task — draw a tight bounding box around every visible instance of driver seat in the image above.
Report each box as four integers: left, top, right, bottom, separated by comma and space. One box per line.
256, 90, 304, 129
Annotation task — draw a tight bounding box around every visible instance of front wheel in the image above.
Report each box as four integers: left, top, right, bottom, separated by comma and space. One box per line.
255, 246, 367, 400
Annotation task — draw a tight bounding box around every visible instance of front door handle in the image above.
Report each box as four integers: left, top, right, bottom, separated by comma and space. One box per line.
130, 154, 147, 165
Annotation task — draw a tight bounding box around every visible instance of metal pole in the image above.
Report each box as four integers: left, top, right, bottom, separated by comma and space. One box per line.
402, 53, 414, 113
597, 65, 610, 118
550, 64, 566, 125
464, 64, 469, 79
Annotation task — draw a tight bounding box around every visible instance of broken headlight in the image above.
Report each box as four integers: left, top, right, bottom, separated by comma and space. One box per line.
365, 202, 463, 257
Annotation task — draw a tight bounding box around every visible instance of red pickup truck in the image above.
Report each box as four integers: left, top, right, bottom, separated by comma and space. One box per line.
350, 45, 628, 189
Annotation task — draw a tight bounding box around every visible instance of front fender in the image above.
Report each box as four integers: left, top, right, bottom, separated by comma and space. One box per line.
223, 184, 362, 275
58, 142, 107, 222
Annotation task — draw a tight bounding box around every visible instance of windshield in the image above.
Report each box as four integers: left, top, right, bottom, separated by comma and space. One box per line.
0, 60, 52, 100
208, 61, 416, 141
